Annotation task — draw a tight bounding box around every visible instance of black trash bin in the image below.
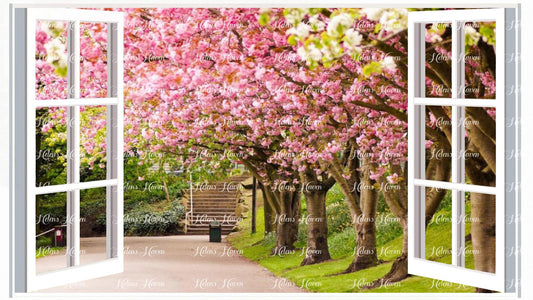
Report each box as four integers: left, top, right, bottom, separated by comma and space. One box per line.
209, 220, 221, 242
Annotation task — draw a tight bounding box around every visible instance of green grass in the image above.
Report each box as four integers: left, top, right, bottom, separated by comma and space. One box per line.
228, 198, 477, 293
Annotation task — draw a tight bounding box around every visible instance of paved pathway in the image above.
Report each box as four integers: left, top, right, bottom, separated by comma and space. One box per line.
36, 236, 304, 293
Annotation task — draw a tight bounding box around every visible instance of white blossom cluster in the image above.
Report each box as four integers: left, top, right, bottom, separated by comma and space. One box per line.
40, 21, 68, 69
285, 9, 405, 71
360, 8, 408, 33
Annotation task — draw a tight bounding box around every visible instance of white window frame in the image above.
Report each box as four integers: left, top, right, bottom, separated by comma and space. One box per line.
408, 8, 518, 293
15, 8, 124, 292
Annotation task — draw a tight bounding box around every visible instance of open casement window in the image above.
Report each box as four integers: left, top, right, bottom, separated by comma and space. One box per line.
408, 8, 518, 292
14, 8, 124, 292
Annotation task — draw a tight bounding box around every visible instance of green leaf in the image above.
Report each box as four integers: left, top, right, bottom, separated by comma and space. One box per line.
55, 66, 67, 77
258, 13, 269, 26
464, 33, 477, 47
362, 61, 382, 77
374, 23, 382, 34
287, 35, 298, 46
479, 24, 496, 46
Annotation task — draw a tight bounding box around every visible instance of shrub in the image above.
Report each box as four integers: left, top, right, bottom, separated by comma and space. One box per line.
36, 236, 52, 249
326, 184, 345, 206
297, 219, 308, 245
326, 201, 352, 235
377, 194, 390, 214
375, 213, 403, 246
262, 231, 277, 247
167, 181, 188, 198
123, 200, 185, 235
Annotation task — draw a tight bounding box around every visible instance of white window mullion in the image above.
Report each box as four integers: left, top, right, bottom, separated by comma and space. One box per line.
66, 20, 81, 267
34, 98, 119, 108
414, 179, 497, 195
416, 103, 426, 259
457, 21, 467, 267
115, 19, 125, 266
416, 19, 427, 259
35, 179, 119, 195
105, 23, 116, 260
408, 19, 427, 261
451, 20, 466, 267
413, 97, 497, 107
106, 21, 124, 261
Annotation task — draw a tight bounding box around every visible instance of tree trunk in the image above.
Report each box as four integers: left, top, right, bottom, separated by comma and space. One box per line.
365, 218, 409, 290
346, 217, 378, 272
162, 179, 170, 203
238, 160, 282, 234
345, 162, 379, 272
300, 189, 330, 265
370, 165, 409, 285
272, 189, 300, 254
325, 154, 379, 273
346, 214, 378, 272
471, 191, 496, 293
470, 192, 496, 273
259, 183, 275, 233
465, 108, 497, 293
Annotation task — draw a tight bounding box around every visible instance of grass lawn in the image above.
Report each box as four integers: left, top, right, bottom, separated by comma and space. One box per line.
227, 202, 478, 293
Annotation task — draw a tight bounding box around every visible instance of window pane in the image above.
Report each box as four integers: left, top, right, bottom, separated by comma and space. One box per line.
80, 22, 108, 98
36, 107, 68, 187
80, 187, 108, 266
464, 191, 496, 274
36, 192, 68, 274
425, 188, 452, 265
80, 105, 107, 182
35, 20, 68, 100
424, 106, 452, 182
425, 22, 452, 98
464, 107, 496, 187
463, 21, 496, 99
